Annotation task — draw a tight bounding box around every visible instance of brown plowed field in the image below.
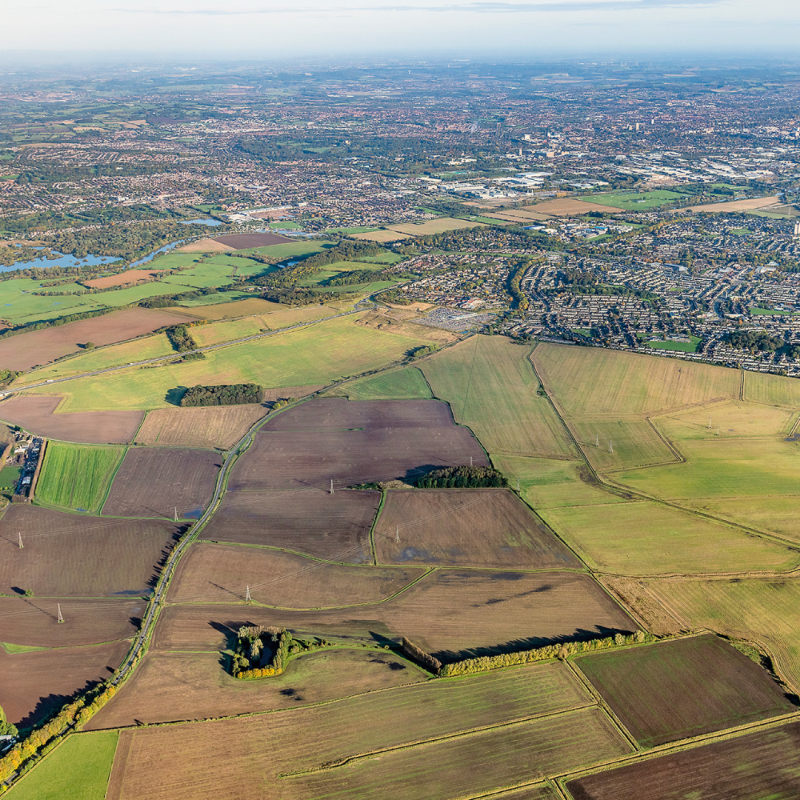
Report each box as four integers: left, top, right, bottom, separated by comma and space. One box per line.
689, 195, 781, 213
0, 640, 129, 727
83, 270, 166, 289
135, 405, 269, 449
102, 447, 221, 519
375, 488, 581, 569
86, 648, 426, 729
576, 634, 794, 747
0, 396, 143, 443
169, 543, 425, 605
567, 720, 800, 800
0, 505, 183, 596
229, 399, 488, 491
210, 232, 292, 249
200, 489, 380, 562
0, 308, 195, 372
0, 597, 142, 648
156, 571, 635, 660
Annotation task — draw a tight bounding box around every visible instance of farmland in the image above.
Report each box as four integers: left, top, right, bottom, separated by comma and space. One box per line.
578, 189, 687, 210
35, 442, 124, 513
576, 635, 794, 746
5, 730, 118, 800
135, 404, 269, 449
101, 447, 221, 519
0, 504, 182, 596
566, 720, 800, 800
330, 365, 433, 400
0, 395, 143, 443
27, 314, 431, 412
421, 336, 578, 458
385, 217, 486, 235
0, 307, 193, 372
374, 488, 582, 569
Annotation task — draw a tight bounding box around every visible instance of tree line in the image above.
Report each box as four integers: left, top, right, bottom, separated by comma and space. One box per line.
414, 465, 506, 489
180, 383, 264, 407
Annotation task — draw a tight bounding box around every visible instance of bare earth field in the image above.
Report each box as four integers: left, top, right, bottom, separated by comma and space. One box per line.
0, 641, 130, 728
169, 543, 425, 606
576, 635, 794, 747
0, 307, 195, 372
82, 270, 166, 289
228, 399, 488, 491
690, 195, 781, 213
0, 396, 143, 443
200, 489, 380, 563
0, 597, 142, 649
567, 720, 800, 800
155, 570, 636, 659
210, 232, 292, 249
176, 238, 233, 253
374, 488, 581, 569
105, 662, 602, 800
135, 404, 269, 449
102, 447, 221, 519
86, 648, 428, 729
0, 504, 182, 596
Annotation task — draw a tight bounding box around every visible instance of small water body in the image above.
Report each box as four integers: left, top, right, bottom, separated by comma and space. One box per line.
0, 250, 121, 274
128, 241, 186, 268
179, 218, 223, 227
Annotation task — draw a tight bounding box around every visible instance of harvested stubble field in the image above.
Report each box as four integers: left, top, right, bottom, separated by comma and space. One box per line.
227, 399, 488, 492
681, 496, 800, 542
0, 640, 130, 727
0, 307, 193, 372
566, 720, 800, 800
0, 505, 183, 596
105, 661, 600, 800
190, 307, 337, 347
530, 198, 625, 215
374, 488, 581, 569
421, 336, 577, 459
0, 396, 143, 444
36, 442, 124, 513
155, 570, 636, 659
488, 786, 557, 799
386, 217, 486, 235
169, 543, 426, 606
744, 370, 800, 407
102, 447, 221, 519
0, 597, 142, 649
643, 577, 800, 693
533, 344, 740, 416
28, 314, 429, 412
658, 400, 796, 440
200, 490, 380, 563
576, 634, 794, 747
176, 238, 232, 253
210, 232, 292, 249
351, 229, 411, 243
539, 501, 799, 575
567, 417, 677, 471
135, 404, 269, 450
86, 648, 428, 729
689, 195, 781, 213
83, 270, 166, 289
170, 297, 284, 320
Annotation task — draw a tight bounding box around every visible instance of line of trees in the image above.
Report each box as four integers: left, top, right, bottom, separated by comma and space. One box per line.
166, 325, 203, 360
180, 384, 264, 407
401, 637, 442, 673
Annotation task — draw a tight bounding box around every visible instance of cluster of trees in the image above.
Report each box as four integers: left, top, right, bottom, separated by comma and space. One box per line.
321, 268, 377, 287
0, 684, 116, 784
233, 627, 292, 679
401, 637, 442, 673
726, 330, 785, 354
507, 261, 529, 311
0, 707, 17, 738
0, 370, 21, 386
180, 383, 264, 407
414, 465, 507, 489
260, 287, 320, 306
406, 344, 437, 360
166, 325, 203, 360
438, 631, 651, 677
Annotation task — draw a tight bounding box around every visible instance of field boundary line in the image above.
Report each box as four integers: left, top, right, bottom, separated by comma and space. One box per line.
464, 779, 557, 800
368, 490, 385, 565
277, 703, 600, 779
96, 445, 128, 514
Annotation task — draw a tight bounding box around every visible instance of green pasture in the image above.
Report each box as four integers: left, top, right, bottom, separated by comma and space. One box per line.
659, 400, 795, 441
579, 190, 687, 210
729, 228, 752, 235
268, 221, 302, 230
174, 289, 255, 307
646, 335, 701, 353
240, 240, 335, 261
5, 730, 118, 800
744, 371, 800, 407
540, 500, 800, 575
422, 336, 577, 459
29, 314, 429, 412
749, 307, 792, 315
325, 226, 382, 235
330, 366, 433, 401
35, 442, 125, 512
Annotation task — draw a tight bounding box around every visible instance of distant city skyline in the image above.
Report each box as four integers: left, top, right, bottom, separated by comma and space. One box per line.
5, 0, 799, 60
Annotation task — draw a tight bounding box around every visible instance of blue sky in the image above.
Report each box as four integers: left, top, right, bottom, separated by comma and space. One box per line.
6, 0, 798, 58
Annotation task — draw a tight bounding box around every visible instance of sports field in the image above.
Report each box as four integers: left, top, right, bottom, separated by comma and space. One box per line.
5, 730, 118, 800
422, 336, 578, 458
578, 189, 687, 210
35, 442, 124, 512
28, 314, 431, 412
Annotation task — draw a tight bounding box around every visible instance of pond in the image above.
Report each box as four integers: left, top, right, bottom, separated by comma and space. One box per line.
0, 250, 121, 274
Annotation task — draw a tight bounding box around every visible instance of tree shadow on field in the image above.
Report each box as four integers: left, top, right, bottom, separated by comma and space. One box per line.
19, 679, 100, 731
432, 625, 635, 665
165, 386, 188, 407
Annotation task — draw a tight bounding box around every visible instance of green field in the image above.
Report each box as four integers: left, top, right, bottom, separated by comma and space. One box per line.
35, 442, 125, 512
240, 240, 335, 261
579, 190, 687, 210
29, 314, 430, 412
646, 335, 701, 353
331, 366, 433, 400
5, 730, 118, 800
749, 307, 792, 316
422, 336, 578, 459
